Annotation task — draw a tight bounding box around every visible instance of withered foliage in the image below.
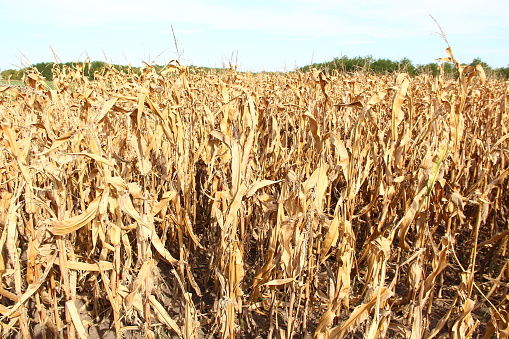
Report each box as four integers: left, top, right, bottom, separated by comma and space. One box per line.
0, 51, 508, 338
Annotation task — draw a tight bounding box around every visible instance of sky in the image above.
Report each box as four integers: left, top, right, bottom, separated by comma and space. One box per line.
1, 0, 508, 72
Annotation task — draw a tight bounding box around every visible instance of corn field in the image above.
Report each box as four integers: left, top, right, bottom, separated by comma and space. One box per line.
0, 48, 508, 339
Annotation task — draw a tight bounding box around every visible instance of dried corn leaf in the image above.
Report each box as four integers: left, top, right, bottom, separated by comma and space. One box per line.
246, 180, 282, 198
64, 260, 114, 271
94, 97, 117, 123
391, 73, 410, 141
65, 300, 88, 339
320, 203, 341, 263
68, 152, 115, 167
149, 295, 182, 336
107, 176, 128, 191
397, 185, 427, 249
6, 252, 57, 317
48, 196, 101, 235
151, 191, 177, 216
262, 278, 295, 286
330, 287, 392, 337
35, 130, 75, 156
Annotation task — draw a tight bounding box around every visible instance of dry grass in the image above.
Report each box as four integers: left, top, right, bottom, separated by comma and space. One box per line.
0, 50, 508, 339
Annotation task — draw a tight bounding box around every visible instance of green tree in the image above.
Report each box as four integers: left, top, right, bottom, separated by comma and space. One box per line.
399, 58, 416, 75
31, 62, 54, 80
470, 58, 491, 71
494, 66, 509, 79
1, 69, 23, 80
415, 63, 440, 76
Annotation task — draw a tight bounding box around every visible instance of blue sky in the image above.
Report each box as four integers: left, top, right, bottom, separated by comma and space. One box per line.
1, 0, 508, 72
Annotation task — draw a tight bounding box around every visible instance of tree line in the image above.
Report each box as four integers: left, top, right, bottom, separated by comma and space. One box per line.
299, 55, 509, 78
1, 56, 508, 80
0, 61, 234, 81
0, 61, 148, 81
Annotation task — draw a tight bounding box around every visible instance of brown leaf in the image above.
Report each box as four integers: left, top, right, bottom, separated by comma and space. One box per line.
48, 196, 101, 235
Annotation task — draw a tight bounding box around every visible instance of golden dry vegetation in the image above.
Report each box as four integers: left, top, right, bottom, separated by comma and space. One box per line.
0, 48, 508, 338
